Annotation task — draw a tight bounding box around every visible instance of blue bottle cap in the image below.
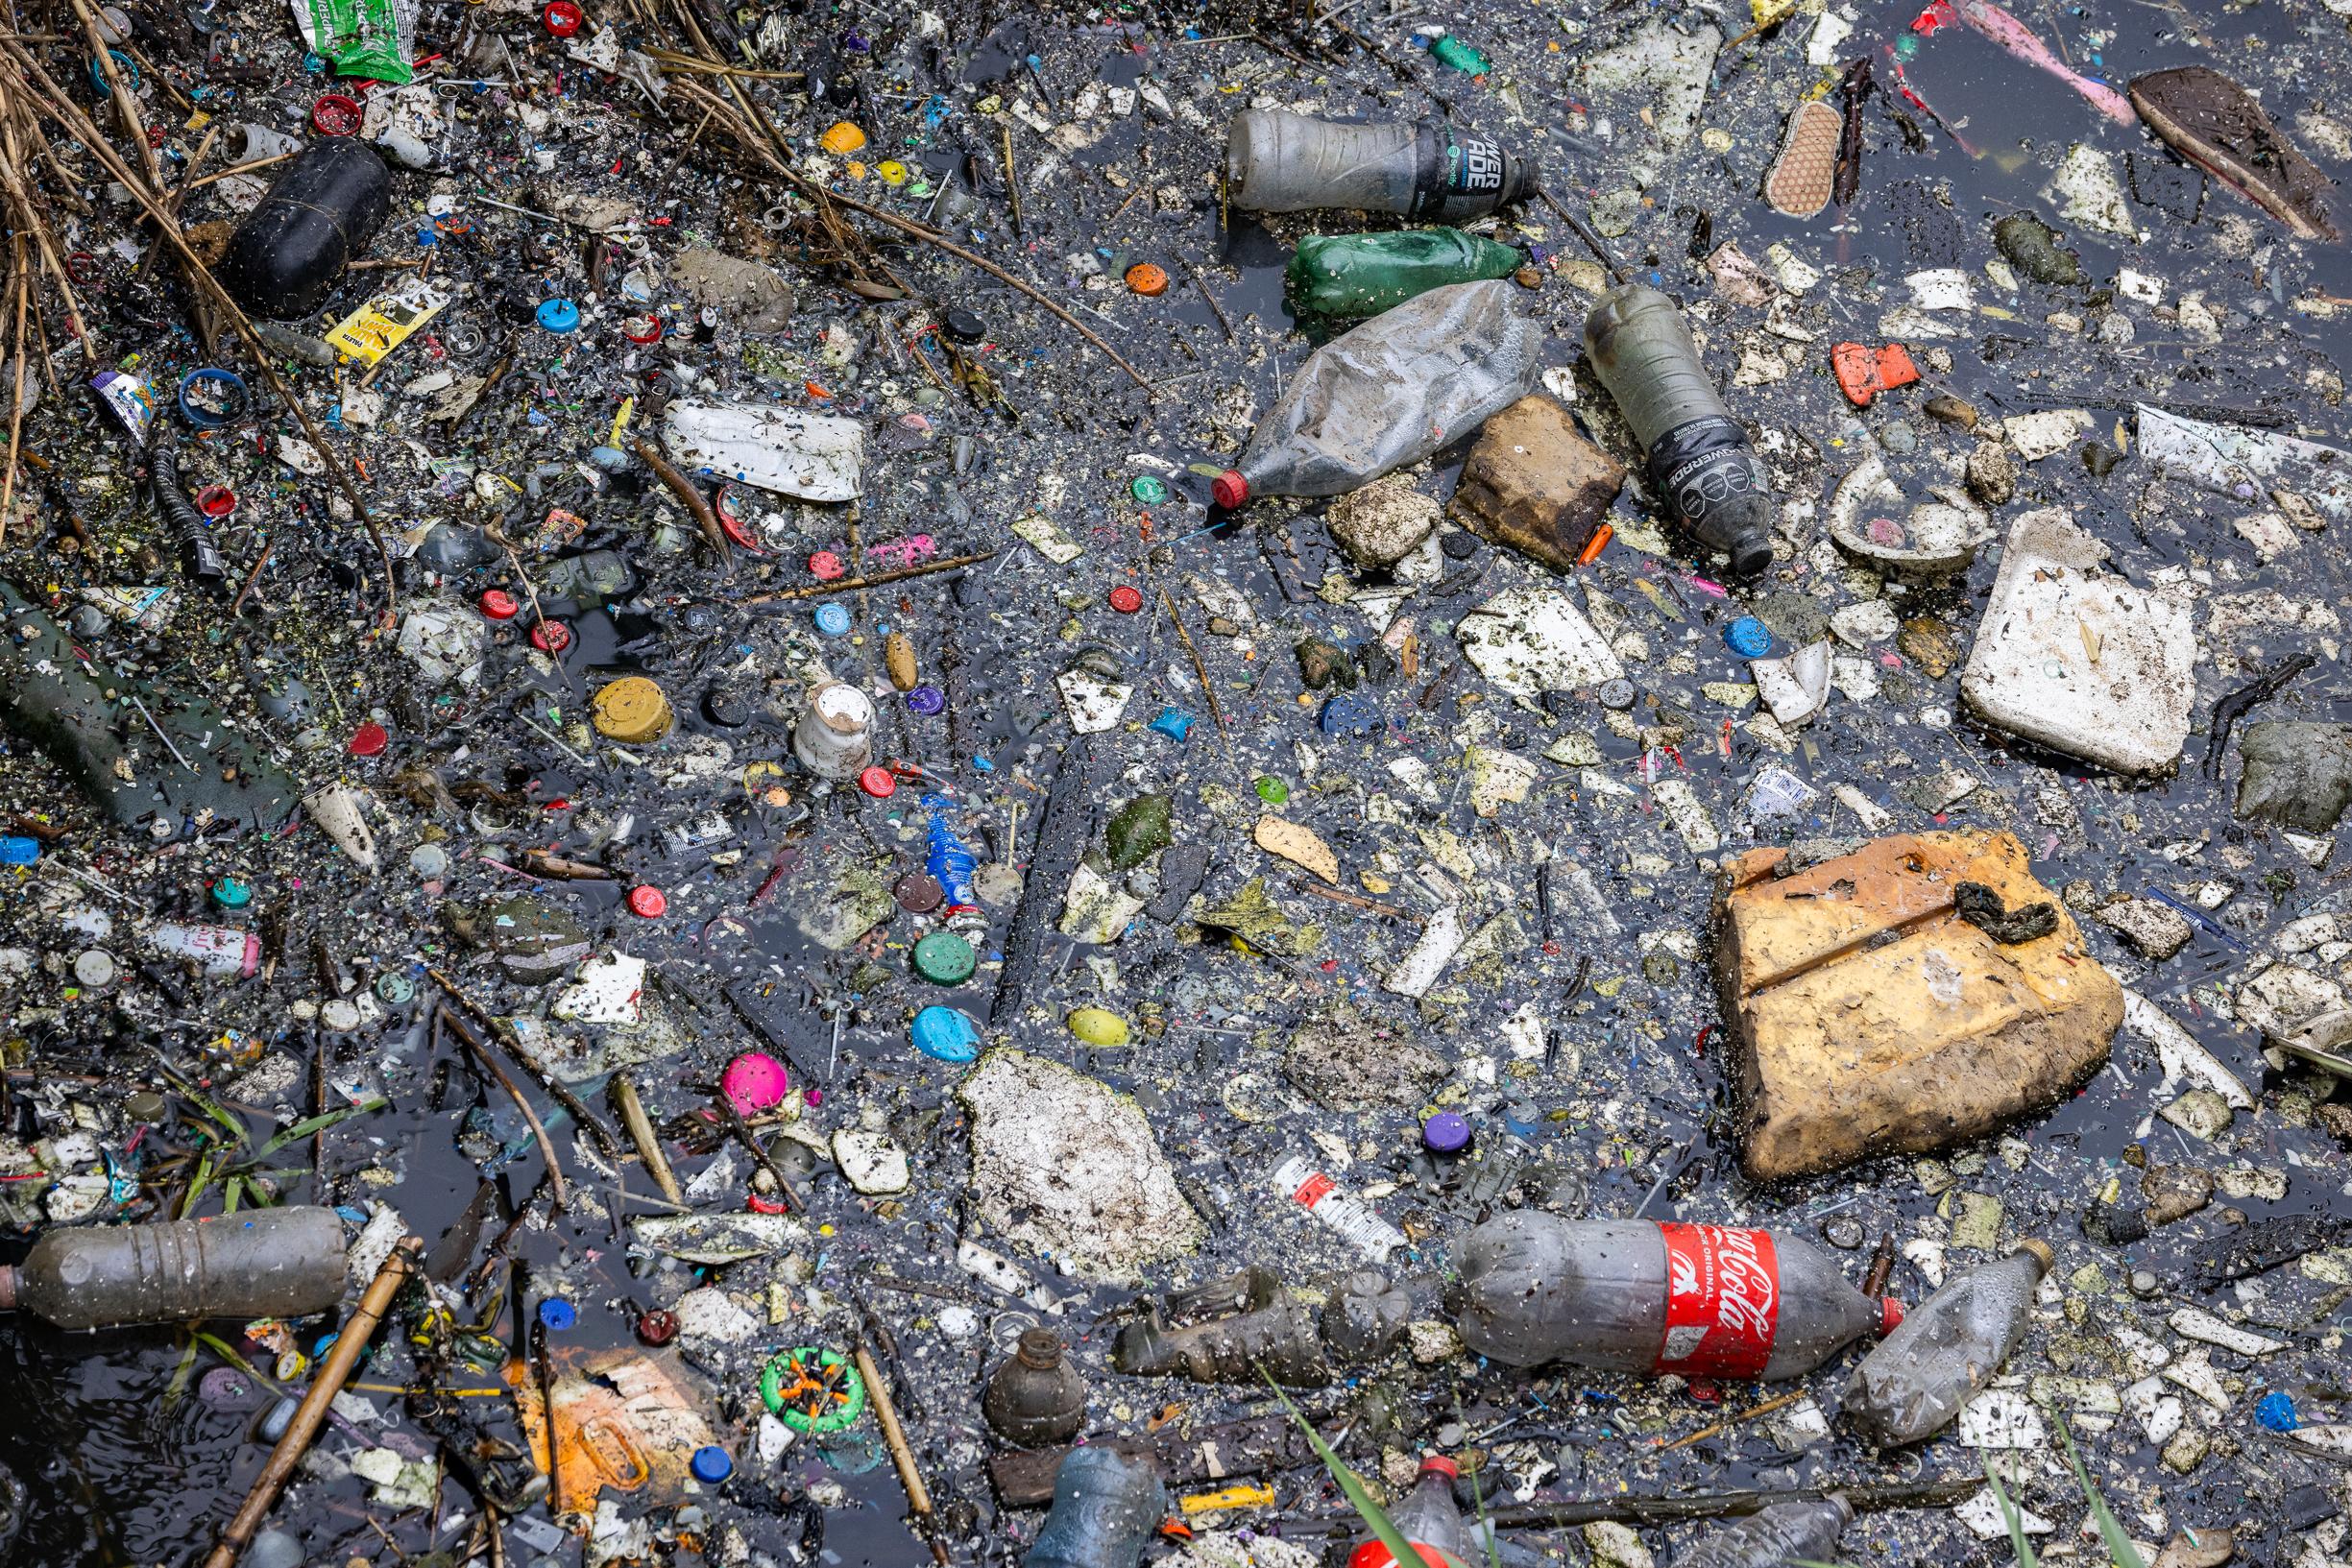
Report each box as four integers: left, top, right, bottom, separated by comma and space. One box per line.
1319, 694, 1381, 738
2257, 1390, 2299, 1432
1724, 615, 1774, 660
211, 875, 253, 909
813, 602, 852, 637
538, 1298, 577, 1331
1149, 706, 1194, 741
691, 1446, 734, 1483
537, 299, 580, 333
0, 834, 38, 866
1421, 1110, 1473, 1155
911, 1004, 982, 1063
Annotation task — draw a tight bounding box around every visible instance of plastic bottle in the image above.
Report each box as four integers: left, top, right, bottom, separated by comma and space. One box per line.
1350, 1455, 1468, 1568
145, 921, 262, 978
1843, 1240, 2052, 1446
1321, 1268, 1412, 1363
1446, 1214, 1903, 1380
660, 400, 866, 503
1272, 1155, 1407, 1262
1111, 1297, 1331, 1386
1674, 1497, 1854, 1567
0, 1208, 346, 1330
1225, 111, 1534, 221
1024, 1447, 1167, 1568
1286, 229, 1524, 323
225, 123, 303, 166
219, 138, 392, 319
982, 1328, 1088, 1448
1214, 280, 1540, 510
1582, 285, 1778, 578
792, 680, 874, 782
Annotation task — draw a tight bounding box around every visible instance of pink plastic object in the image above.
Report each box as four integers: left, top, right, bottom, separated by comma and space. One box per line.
721, 1051, 790, 1114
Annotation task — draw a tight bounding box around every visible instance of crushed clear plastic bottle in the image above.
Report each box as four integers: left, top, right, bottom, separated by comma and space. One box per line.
1844, 1240, 2052, 1446
1023, 1447, 1167, 1568
1674, 1497, 1854, 1567
1214, 280, 1540, 511
1348, 1455, 1468, 1568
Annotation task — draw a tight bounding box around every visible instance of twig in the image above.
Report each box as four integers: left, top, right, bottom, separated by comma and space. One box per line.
200, 1238, 421, 1568
230, 538, 276, 616
136, 116, 222, 280
427, 967, 623, 1158
744, 550, 995, 602
1188, 263, 1235, 342
0, 106, 97, 364
1000, 121, 1022, 237
1660, 1388, 1806, 1451
1158, 582, 1234, 767
610, 1074, 683, 1205
1290, 879, 1422, 924
853, 1338, 951, 1567
182, 149, 293, 190
633, 438, 733, 573
1537, 187, 1630, 282
0, 229, 25, 543
440, 1006, 570, 1214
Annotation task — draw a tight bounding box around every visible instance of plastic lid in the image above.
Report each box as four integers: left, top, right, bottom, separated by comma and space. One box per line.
858, 765, 897, 799
1418, 1454, 1460, 1479
626, 884, 667, 919
809, 550, 845, 580
1212, 470, 1249, 510
538, 1299, 576, 1332
813, 602, 852, 637
1346, 1543, 1451, 1568
1125, 262, 1169, 297
537, 299, 580, 334
911, 1004, 982, 1063
479, 590, 520, 619
311, 94, 360, 135
349, 721, 389, 757
1879, 1296, 1905, 1337
2017, 1238, 2055, 1273
1131, 475, 1168, 504
944, 307, 986, 343
1420, 1111, 1472, 1156
1108, 585, 1144, 615
912, 930, 977, 985
691, 1445, 733, 1483
592, 676, 674, 743
906, 685, 945, 716
721, 1050, 790, 1114
211, 876, 253, 909
893, 873, 945, 913
1723, 615, 1773, 659
530, 619, 572, 654
636, 1308, 679, 1346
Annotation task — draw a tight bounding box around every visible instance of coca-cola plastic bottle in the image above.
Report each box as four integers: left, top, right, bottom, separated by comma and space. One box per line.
1446, 1214, 1902, 1380
1675, 1497, 1853, 1567
1211, 281, 1540, 511
1844, 1241, 2051, 1446
1349, 1454, 1468, 1568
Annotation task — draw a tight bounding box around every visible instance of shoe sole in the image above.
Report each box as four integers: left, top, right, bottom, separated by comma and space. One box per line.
2130, 66, 2339, 242
1764, 99, 1842, 219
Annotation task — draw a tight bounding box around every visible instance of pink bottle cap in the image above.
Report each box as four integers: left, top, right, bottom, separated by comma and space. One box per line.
721, 1050, 789, 1114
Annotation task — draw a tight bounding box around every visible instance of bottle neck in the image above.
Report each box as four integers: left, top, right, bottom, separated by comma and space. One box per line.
0, 1265, 18, 1310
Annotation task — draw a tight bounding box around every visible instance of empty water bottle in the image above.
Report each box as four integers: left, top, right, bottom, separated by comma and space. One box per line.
1213, 280, 1540, 510
1286, 229, 1525, 323
1322, 1268, 1412, 1363
1348, 1454, 1468, 1568
1226, 111, 1534, 221
1583, 285, 1778, 578
0, 1208, 346, 1330
1447, 1214, 1902, 1380
1675, 1497, 1853, 1567
1844, 1240, 2052, 1446
1024, 1447, 1166, 1568
983, 1328, 1089, 1448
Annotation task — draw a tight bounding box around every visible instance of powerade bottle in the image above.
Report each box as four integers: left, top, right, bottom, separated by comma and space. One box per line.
1024, 1448, 1166, 1568
1225, 111, 1535, 221
1583, 285, 1778, 579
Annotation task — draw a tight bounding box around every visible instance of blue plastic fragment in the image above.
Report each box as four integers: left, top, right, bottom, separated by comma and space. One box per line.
1149, 706, 1195, 741
911, 1004, 982, 1063
2257, 1390, 2300, 1432
1319, 694, 1381, 738
0, 835, 38, 866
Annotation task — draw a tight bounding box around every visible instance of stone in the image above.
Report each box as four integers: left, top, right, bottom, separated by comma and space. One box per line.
1325, 474, 1440, 569
2160, 1426, 2211, 1475
2097, 897, 2195, 960
2159, 1089, 2235, 1141
1582, 1521, 1655, 1568
1285, 1014, 1449, 1111
670, 247, 798, 332
2141, 1165, 2214, 1225
1716, 830, 2122, 1182
958, 1048, 1202, 1282
1959, 511, 2196, 775
1966, 443, 2017, 507
2236, 722, 2352, 832
1447, 395, 1625, 572
1294, 636, 1358, 691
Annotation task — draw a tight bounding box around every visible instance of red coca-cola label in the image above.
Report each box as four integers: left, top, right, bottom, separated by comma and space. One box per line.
1291, 1171, 1336, 1207
1653, 1223, 1781, 1379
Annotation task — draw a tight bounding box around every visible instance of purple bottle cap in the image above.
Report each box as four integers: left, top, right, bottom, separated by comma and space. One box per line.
907, 685, 945, 715
1421, 1110, 1472, 1156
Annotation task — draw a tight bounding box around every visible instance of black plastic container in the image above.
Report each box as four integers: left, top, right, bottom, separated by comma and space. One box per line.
219, 139, 392, 319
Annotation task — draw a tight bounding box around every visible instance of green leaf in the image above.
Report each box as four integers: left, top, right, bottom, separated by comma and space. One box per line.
1264, 1375, 1428, 1568
2052, 1413, 2146, 1568
1985, 1457, 2040, 1568
253, 1096, 387, 1160
178, 1149, 216, 1219
222, 1175, 243, 1216
1450, 1392, 1501, 1568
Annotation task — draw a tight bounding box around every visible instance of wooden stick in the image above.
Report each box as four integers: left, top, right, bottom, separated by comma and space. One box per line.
1659, 1388, 1806, 1452
1, 230, 26, 543
182, 149, 293, 190
633, 437, 733, 572
853, 1338, 950, 1567
611, 1074, 682, 1205
201, 1237, 421, 1568
744, 550, 995, 603
440, 1006, 570, 1214
1290, 878, 1422, 924
136, 115, 223, 280
0, 104, 96, 364
1158, 581, 1235, 767
427, 967, 623, 1158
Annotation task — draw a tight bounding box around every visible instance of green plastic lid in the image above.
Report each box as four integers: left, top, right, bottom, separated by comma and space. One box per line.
912, 930, 976, 985
760, 1346, 866, 1434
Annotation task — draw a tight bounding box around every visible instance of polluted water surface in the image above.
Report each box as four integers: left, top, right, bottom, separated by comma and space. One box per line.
4, 0, 2352, 1566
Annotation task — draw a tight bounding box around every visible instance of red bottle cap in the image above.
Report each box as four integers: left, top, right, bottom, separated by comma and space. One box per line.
810, 550, 845, 580
1107, 584, 1143, 614
348, 721, 388, 757
636, 1308, 679, 1345
195, 485, 237, 519
1417, 1454, 1458, 1479
1879, 1296, 1905, 1336
530, 619, 572, 653
1211, 470, 1249, 509
311, 94, 361, 135
1346, 1544, 1450, 1568
480, 589, 520, 619
542, 0, 583, 34
626, 884, 667, 918
858, 765, 896, 798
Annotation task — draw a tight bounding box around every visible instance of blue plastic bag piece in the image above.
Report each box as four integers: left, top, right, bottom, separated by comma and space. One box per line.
1149, 707, 1195, 741
911, 1004, 982, 1063
922, 796, 978, 905
1320, 694, 1382, 738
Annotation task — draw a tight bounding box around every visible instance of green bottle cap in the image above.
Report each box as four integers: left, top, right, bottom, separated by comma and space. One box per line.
1130, 475, 1168, 504
1255, 776, 1289, 805
912, 930, 977, 984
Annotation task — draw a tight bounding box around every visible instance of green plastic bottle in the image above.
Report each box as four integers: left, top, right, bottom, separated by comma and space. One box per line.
1285, 229, 1524, 323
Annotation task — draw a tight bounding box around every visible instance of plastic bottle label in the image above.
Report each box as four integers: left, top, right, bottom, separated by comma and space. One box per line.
1273, 1157, 1404, 1261
1654, 1223, 1781, 1378
1447, 134, 1507, 193
1647, 415, 1765, 529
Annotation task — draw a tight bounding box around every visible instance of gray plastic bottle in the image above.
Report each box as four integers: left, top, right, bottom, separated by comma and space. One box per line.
983, 1328, 1089, 1447
1675, 1497, 1854, 1567
1225, 110, 1533, 221
1111, 1297, 1331, 1387
1213, 280, 1540, 509
1322, 1268, 1412, 1363
1447, 1214, 1901, 1381
1845, 1240, 2052, 1446
1583, 285, 1777, 578
0, 1208, 346, 1330
1024, 1447, 1167, 1568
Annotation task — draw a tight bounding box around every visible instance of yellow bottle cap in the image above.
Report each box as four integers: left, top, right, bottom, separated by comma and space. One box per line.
592, 676, 673, 743
819, 121, 867, 155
